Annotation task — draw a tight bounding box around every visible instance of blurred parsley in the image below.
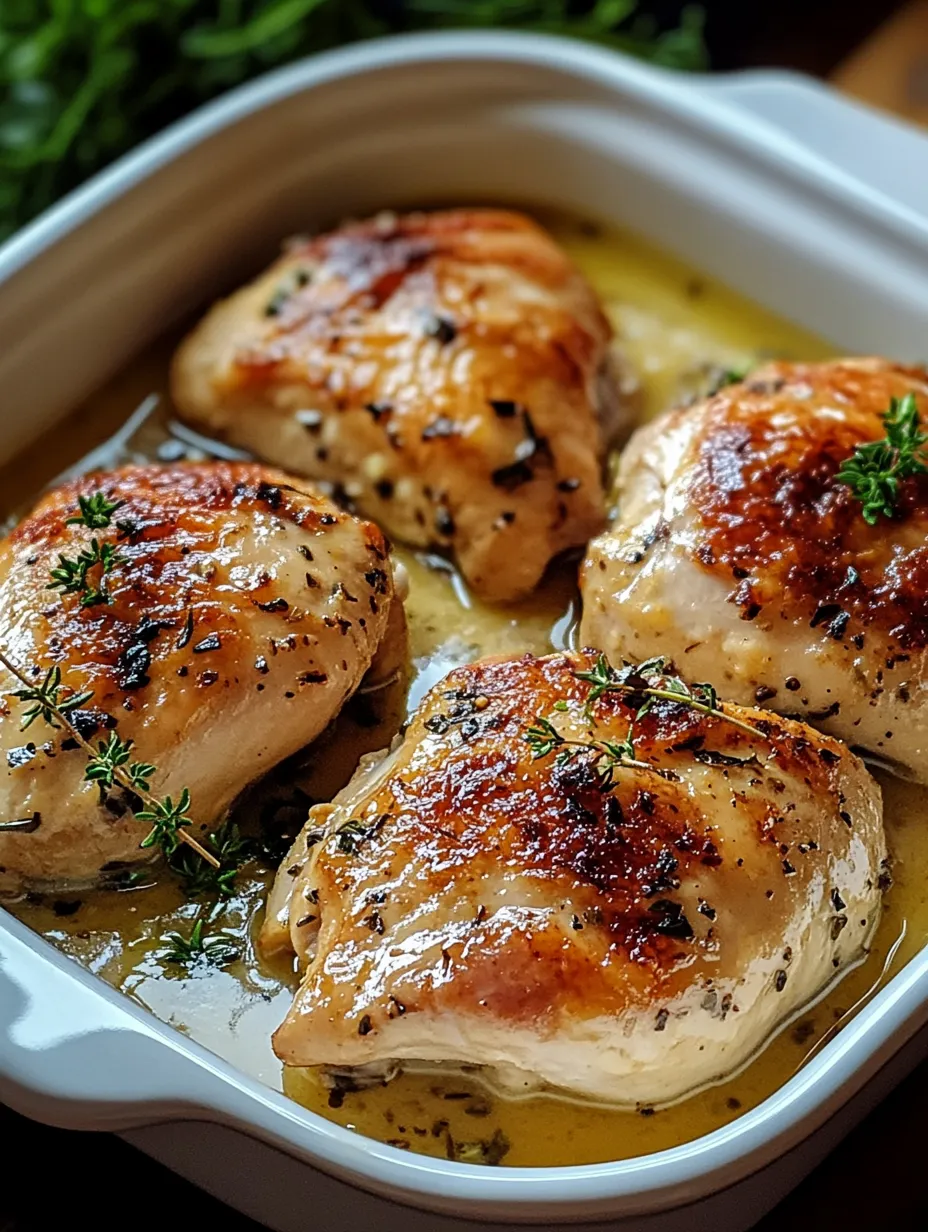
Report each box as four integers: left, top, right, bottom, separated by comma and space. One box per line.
0, 1, 706, 239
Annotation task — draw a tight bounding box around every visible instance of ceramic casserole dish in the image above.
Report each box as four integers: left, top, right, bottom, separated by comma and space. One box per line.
2, 30, 928, 1232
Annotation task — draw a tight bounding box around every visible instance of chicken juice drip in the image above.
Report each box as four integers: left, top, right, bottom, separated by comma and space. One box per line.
5, 214, 926, 1168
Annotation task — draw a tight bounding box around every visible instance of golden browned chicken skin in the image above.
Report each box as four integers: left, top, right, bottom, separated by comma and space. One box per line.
582, 358, 928, 781
0, 462, 401, 893
171, 209, 622, 601
266, 650, 884, 1107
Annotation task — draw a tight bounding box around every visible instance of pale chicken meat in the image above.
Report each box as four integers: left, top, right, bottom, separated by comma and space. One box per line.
582, 359, 928, 783
0, 462, 402, 894
266, 650, 885, 1108
171, 209, 622, 602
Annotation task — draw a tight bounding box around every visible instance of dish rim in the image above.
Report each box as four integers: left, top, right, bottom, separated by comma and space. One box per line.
3, 29, 928, 290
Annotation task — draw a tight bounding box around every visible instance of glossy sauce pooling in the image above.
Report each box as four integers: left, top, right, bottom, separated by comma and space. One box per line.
401, 654, 843, 977
690, 360, 928, 647
4, 216, 928, 1168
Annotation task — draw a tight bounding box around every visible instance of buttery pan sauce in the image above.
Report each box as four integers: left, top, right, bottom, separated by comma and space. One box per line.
6, 215, 927, 1167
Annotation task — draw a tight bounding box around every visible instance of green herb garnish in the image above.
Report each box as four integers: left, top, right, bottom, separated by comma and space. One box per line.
0, 649, 217, 871
836, 392, 928, 525
168, 818, 251, 897
13, 664, 93, 729
65, 492, 125, 529
159, 918, 239, 969
48, 538, 121, 607
136, 788, 196, 859
526, 654, 761, 785
573, 653, 758, 736
84, 731, 155, 795
527, 715, 656, 787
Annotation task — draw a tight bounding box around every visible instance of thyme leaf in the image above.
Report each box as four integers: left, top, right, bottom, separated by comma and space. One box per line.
0, 648, 218, 871
168, 818, 251, 897
524, 717, 564, 759
137, 788, 194, 858
13, 664, 93, 729
48, 537, 122, 607
836, 392, 928, 524
84, 731, 155, 794
65, 492, 125, 529
158, 918, 239, 968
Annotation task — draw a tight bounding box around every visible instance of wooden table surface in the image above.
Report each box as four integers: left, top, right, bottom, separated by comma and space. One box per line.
4, 7, 928, 1230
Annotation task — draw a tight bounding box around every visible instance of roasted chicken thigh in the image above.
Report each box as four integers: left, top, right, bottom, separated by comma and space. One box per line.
0, 462, 400, 893
266, 650, 884, 1107
172, 209, 621, 601
582, 359, 928, 781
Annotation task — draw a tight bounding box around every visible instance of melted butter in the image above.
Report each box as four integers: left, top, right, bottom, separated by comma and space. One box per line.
5, 214, 926, 1168
553, 214, 833, 421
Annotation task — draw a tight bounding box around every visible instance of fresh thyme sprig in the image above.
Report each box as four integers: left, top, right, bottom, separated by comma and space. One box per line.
48, 488, 128, 606
0, 648, 217, 869
15, 665, 93, 729
65, 492, 125, 529
137, 789, 196, 859
525, 716, 654, 787
158, 918, 239, 969
526, 655, 763, 785
84, 730, 155, 795
836, 392, 928, 525
168, 818, 251, 897
573, 654, 759, 737
48, 538, 122, 607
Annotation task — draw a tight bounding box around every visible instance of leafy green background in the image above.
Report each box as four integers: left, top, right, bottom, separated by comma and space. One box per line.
0, 1, 706, 240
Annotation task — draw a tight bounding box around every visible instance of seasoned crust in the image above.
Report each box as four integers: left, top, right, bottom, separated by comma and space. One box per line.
172, 209, 621, 601
270, 650, 885, 1105
0, 462, 397, 891
580, 357, 928, 782
10, 462, 389, 694
690, 358, 928, 648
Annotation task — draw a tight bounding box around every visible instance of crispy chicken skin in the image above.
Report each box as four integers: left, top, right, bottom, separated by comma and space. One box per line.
267, 650, 884, 1107
0, 462, 401, 893
582, 358, 928, 782
171, 209, 621, 601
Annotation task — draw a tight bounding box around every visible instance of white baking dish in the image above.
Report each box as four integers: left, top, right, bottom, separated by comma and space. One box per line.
2, 31, 928, 1232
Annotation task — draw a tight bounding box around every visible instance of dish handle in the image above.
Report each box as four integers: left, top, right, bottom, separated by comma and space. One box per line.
0, 914, 229, 1131
702, 70, 928, 223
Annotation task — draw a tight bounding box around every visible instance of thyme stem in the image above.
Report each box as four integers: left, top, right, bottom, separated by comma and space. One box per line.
0, 647, 217, 868
526, 654, 769, 789
607, 683, 759, 738
573, 654, 760, 738
555, 737, 658, 777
